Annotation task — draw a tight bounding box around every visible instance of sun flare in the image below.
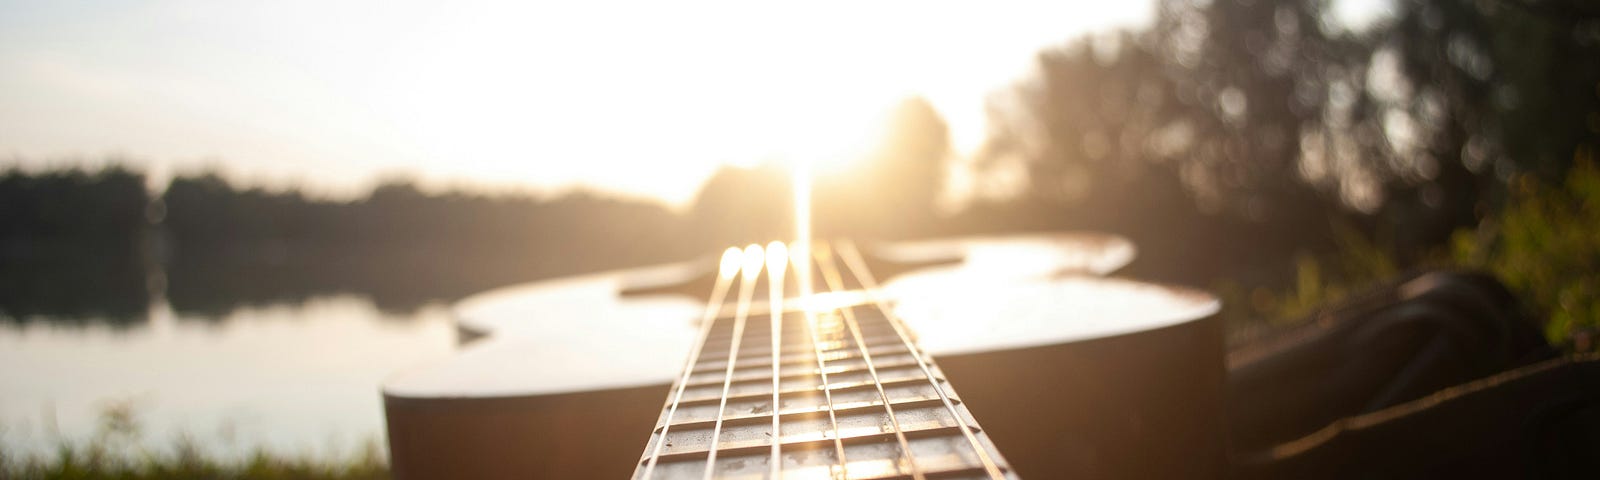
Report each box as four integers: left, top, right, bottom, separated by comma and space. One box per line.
1, 1, 1154, 204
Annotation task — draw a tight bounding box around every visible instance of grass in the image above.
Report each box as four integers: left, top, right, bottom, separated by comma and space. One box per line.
1, 445, 388, 480
1, 402, 388, 480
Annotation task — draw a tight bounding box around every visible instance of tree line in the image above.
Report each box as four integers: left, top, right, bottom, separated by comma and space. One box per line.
0, 168, 697, 323
4, 0, 1596, 330
0, 99, 956, 324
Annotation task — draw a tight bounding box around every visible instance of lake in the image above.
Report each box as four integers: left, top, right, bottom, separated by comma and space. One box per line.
0, 294, 458, 460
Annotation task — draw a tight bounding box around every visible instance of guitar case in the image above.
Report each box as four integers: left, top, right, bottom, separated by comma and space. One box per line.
1226, 269, 1600, 479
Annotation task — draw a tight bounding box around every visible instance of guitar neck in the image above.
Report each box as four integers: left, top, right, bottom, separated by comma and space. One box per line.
635, 242, 1017, 479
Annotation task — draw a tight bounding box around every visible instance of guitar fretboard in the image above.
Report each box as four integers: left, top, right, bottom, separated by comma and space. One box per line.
635, 242, 1016, 479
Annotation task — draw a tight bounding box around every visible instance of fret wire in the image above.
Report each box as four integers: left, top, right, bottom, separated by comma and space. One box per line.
702, 248, 764, 480
798, 250, 850, 479
834, 240, 1008, 480
813, 242, 927, 480
766, 243, 785, 480
640, 251, 742, 480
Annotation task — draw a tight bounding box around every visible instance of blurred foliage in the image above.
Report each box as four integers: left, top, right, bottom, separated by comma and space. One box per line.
0, 167, 148, 242
158, 174, 692, 316
1226, 160, 1599, 351
0, 401, 386, 480
1453, 158, 1600, 350
0, 168, 151, 324
0, 95, 948, 327
1213, 221, 1410, 338
2, 0, 1597, 345
977, 0, 1600, 340
0, 167, 700, 323
985, 0, 1600, 224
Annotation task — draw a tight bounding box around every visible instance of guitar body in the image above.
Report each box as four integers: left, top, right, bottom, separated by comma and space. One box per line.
383, 233, 1224, 479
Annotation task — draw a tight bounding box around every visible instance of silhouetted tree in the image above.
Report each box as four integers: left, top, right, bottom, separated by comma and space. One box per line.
688, 163, 793, 250
814, 97, 950, 239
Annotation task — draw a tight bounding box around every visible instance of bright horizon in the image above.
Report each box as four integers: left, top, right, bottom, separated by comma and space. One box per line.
0, 1, 1158, 206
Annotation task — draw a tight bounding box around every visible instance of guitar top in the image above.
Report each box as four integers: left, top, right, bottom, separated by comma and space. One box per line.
382, 233, 1226, 479
382, 233, 1208, 399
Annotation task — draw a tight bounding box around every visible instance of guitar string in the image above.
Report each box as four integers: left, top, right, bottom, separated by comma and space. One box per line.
834, 240, 1008, 480
797, 249, 850, 479
812, 242, 926, 480
765, 243, 786, 480
639, 248, 741, 479
701, 246, 764, 480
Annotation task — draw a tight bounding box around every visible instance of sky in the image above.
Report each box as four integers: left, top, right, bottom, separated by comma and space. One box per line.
0, 0, 1159, 205
0, 0, 1387, 207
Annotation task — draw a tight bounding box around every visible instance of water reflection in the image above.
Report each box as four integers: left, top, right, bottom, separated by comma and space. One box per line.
0, 250, 149, 327
0, 294, 456, 459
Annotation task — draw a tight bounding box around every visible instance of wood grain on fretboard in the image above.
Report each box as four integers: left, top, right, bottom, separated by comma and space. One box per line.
635, 243, 1017, 479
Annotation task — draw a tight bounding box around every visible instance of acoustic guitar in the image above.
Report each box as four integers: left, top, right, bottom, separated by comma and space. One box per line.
383, 233, 1225, 479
